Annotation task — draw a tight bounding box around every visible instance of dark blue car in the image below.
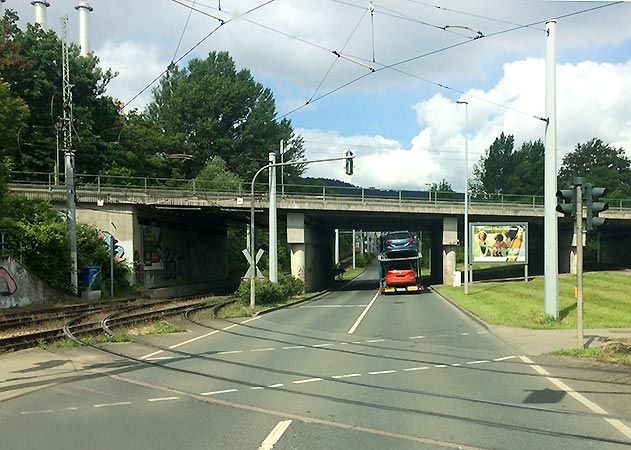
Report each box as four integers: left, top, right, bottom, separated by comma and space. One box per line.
383, 231, 418, 257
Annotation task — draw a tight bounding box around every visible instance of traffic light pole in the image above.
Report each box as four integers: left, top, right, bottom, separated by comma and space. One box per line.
575, 184, 584, 349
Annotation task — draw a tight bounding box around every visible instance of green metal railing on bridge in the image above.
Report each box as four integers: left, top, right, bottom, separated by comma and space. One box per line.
7, 171, 631, 211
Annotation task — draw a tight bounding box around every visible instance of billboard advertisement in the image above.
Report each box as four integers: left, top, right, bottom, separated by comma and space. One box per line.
471, 223, 528, 264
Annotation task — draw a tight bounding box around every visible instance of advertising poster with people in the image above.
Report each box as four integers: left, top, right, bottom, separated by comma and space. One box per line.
471, 223, 528, 264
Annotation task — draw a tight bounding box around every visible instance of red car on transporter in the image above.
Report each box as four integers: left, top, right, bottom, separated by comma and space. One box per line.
383, 259, 418, 287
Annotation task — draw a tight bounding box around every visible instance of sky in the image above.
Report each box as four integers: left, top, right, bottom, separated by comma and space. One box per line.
4, 0, 631, 191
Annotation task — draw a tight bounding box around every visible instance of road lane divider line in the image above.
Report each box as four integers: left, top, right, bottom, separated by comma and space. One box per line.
293, 378, 323, 384
331, 373, 361, 379
312, 343, 335, 348
200, 389, 238, 396
366, 339, 386, 343
147, 396, 180, 402
519, 355, 631, 441
268, 384, 284, 388
251, 348, 275, 352
93, 402, 132, 408
217, 350, 243, 355
409, 335, 425, 339
460, 333, 470, 336
259, 420, 293, 450
493, 356, 516, 362
450, 363, 462, 367
466, 360, 489, 365
403, 367, 429, 371
435, 364, 448, 368
282, 345, 306, 349
20, 410, 54, 415
140, 316, 260, 359
251, 386, 265, 390
369, 370, 397, 375
347, 291, 380, 334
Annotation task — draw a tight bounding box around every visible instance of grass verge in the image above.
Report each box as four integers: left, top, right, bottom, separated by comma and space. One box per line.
549, 339, 631, 366
434, 271, 631, 329
338, 268, 364, 281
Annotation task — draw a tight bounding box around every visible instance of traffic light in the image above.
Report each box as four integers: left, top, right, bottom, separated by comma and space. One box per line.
556, 187, 576, 218
585, 184, 608, 231
344, 149, 354, 175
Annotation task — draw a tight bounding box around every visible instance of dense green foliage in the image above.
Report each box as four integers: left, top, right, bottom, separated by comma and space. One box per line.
0, 195, 129, 294
558, 138, 631, 198
237, 273, 305, 305
471, 133, 545, 196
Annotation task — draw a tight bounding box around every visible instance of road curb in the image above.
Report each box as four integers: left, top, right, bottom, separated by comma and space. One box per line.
431, 287, 490, 331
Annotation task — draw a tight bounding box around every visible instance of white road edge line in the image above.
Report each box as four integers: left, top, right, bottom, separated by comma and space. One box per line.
519, 355, 631, 441
259, 420, 293, 450
347, 291, 380, 334
141, 316, 260, 359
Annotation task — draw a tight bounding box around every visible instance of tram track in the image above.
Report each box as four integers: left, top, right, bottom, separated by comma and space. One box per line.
0, 295, 225, 352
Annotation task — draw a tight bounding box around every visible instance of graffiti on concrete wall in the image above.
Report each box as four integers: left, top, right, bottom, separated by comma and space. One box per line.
162, 246, 185, 280
0, 267, 17, 296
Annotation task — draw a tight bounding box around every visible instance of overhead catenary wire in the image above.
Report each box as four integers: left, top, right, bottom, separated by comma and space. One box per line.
123, 0, 276, 110
308, 6, 370, 103
172, 0, 198, 62
279, 1, 624, 121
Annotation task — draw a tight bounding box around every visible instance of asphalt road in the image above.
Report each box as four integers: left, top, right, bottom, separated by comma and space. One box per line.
1, 263, 630, 449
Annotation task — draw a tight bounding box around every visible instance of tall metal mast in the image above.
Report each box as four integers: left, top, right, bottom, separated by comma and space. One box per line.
62, 16, 78, 294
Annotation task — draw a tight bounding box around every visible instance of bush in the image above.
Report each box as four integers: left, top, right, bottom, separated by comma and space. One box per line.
237, 274, 304, 305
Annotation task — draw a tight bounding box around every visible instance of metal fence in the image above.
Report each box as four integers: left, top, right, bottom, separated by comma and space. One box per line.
8, 171, 631, 211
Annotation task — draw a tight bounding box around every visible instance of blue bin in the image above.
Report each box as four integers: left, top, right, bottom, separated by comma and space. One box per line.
81, 266, 102, 291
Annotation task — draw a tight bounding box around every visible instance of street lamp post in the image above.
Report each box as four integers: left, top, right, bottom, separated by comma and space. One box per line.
248, 154, 355, 307
457, 100, 469, 295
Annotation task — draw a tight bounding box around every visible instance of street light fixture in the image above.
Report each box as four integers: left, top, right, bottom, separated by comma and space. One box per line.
456, 100, 469, 295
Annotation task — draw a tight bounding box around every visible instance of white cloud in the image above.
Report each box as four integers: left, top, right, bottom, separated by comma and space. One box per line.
299, 57, 631, 192
97, 40, 167, 108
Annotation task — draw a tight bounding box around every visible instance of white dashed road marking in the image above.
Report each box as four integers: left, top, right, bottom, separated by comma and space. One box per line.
20, 410, 54, 415
409, 335, 425, 339
217, 350, 243, 355
404, 366, 429, 371
493, 356, 516, 362
258, 420, 293, 450
251, 348, 275, 352
268, 384, 284, 388
93, 402, 131, 408
200, 389, 238, 396
147, 397, 180, 402
331, 373, 362, 379
467, 360, 489, 365
369, 370, 397, 375
293, 378, 324, 384
282, 345, 306, 350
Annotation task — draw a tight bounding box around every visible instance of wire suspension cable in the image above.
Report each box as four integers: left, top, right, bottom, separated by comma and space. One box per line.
309, 6, 369, 102
172, 0, 197, 62
123, 0, 276, 109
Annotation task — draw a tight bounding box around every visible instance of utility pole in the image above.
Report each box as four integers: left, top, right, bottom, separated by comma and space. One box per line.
544, 20, 559, 319
268, 151, 278, 283
575, 180, 584, 349
62, 16, 78, 295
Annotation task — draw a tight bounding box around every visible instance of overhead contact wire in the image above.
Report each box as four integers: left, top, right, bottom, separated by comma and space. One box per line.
309, 6, 369, 103
124, 0, 276, 109
172, 0, 197, 62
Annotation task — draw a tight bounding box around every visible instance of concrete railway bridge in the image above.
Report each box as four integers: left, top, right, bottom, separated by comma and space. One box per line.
9, 177, 631, 296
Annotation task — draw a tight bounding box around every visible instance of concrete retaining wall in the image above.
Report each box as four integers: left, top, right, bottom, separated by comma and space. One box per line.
0, 258, 64, 309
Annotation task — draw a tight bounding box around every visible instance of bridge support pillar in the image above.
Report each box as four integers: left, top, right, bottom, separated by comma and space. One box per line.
287, 213, 332, 291
442, 217, 460, 286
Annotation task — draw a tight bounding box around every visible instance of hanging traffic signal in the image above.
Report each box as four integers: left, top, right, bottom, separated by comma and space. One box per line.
585, 184, 608, 231
344, 150, 354, 175
556, 187, 576, 218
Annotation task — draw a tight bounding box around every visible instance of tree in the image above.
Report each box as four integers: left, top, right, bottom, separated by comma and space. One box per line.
195, 156, 243, 192
430, 179, 454, 192
0, 77, 28, 205
470, 134, 544, 197
147, 51, 304, 180
471, 132, 514, 196
558, 138, 631, 199
0, 11, 119, 175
